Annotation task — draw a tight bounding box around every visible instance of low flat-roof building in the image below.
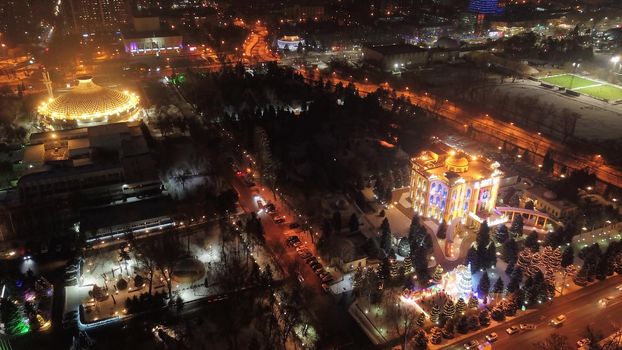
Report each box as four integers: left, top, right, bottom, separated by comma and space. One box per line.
362, 43, 428, 71
10, 121, 161, 238
520, 186, 578, 220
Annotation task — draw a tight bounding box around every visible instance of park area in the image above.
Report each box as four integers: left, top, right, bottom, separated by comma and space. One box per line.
539, 74, 622, 101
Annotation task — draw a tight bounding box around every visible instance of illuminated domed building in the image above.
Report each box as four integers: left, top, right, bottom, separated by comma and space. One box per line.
38, 76, 140, 128
410, 143, 502, 225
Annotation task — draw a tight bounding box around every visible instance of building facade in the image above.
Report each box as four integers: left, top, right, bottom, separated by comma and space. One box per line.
64, 0, 129, 34
410, 145, 502, 224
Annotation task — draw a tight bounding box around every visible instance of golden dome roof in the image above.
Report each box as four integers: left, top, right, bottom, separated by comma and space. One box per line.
445, 155, 469, 172
38, 77, 139, 122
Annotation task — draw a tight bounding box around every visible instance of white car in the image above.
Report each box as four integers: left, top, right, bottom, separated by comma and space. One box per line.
506, 326, 520, 335
576, 338, 591, 348
485, 332, 498, 342
550, 314, 566, 326
599, 296, 615, 307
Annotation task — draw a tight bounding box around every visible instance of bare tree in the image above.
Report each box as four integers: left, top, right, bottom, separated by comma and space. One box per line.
533, 333, 572, 350
384, 289, 419, 350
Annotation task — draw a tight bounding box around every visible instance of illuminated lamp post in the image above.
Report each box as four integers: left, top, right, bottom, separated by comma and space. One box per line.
569, 62, 580, 89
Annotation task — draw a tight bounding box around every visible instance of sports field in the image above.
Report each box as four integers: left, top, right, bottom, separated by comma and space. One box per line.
539, 74, 622, 101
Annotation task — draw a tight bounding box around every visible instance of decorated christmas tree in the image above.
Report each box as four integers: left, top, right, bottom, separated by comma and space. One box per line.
456, 265, 473, 297
468, 294, 479, 309
413, 329, 428, 348
516, 249, 533, 277
430, 304, 441, 324
432, 265, 444, 284
430, 326, 443, 345
455, 297, 466, 315
528, 251, 542, 278
403, 256, 413, 274
442, 299, 455, 319
390, 258, 399, 279
416, 312, 425, 327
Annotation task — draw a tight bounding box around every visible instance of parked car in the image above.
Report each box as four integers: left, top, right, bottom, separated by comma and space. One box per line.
550, 315, 566, 327
292, 241, 302, 248
273, 216, 286, 224
506, 326, 520, 335
288, 222, 301, 229
576, 338, 591, 348
265, 203, 276, 212
464, 340, 480, 349
321, 274, 333, 282
297, 250, 312, 259
305, 256, 317, 264
485, 332, 498, 342
520, 323, 536, 331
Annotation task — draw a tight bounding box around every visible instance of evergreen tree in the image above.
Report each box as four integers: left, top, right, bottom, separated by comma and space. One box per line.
380, 218, 392, 253
573, 267, 588, 286
495, 224, 509, 243
466, 246, 479, 272
442, 299, 455, 319
467, 315, 480, 331
349, 213, 359, 232
378, 257, 391, 281
510, 214, 524, 235
524, 231, 540, 251
456, 315, 469, 334
413, 329, 428, 348
516, 249, 533, 274
455, 297, 466, 315
478, 309, 491, 326
507, 267, 523, 293
430, 304, 440, 324
486, 243, 497, 269
478, 271, 491, 297
432, 265, 444, 283
390, 256, 399, 279
561, 246, 574, 267
416, 312, 425, 327
430, 326, 443, 345
468, 294, 479, 309
491, 306, 505, 321
403, 255, 413, 274
476, 221, 491, 266
442, 320, 455, 339
502, 238, 519, 264
493, 277, 505, 294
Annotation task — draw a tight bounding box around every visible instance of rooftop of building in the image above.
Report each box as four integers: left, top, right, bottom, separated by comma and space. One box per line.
523, 185, 578, 210
80, 195, 174, 233
412, 143, 501, 184
19, 121, 156, 182
363, 43, 427, 55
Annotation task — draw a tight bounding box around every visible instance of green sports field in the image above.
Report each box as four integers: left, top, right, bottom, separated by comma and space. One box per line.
539, 74, 622, 101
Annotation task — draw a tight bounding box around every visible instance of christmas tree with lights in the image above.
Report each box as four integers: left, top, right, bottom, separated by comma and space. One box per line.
456, 265, 473, 297
456, 297, 466, 315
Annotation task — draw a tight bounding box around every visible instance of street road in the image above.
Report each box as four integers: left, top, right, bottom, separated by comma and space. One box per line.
443, 275, 622, 349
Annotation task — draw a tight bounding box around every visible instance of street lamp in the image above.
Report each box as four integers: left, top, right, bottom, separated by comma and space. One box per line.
570, 62, 580, 89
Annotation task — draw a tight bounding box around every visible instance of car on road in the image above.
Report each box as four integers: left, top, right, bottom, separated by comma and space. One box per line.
576, 338, 591, 348
485, 332, 498, 342
464, 340, 480, 349
265, 203, 276, 212
291, 241, 302, 248
599, 296, 615, 307
273, 216, 286, 224
256, 199, 264, 208
505, 326, 520, 335
519, 323, 536, 331
616, 284, 622, 291
550, 314, 567, 327
297, 250, 312, 259
288, 222, 301, 229
286, 238, 300, 247
305, 256, 317, 264
297, 274, 305, 284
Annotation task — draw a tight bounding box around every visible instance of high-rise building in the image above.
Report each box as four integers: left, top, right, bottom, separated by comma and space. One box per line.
0, 0, 35, 45
64, 0, 129, 34
468, 0, 502, 15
